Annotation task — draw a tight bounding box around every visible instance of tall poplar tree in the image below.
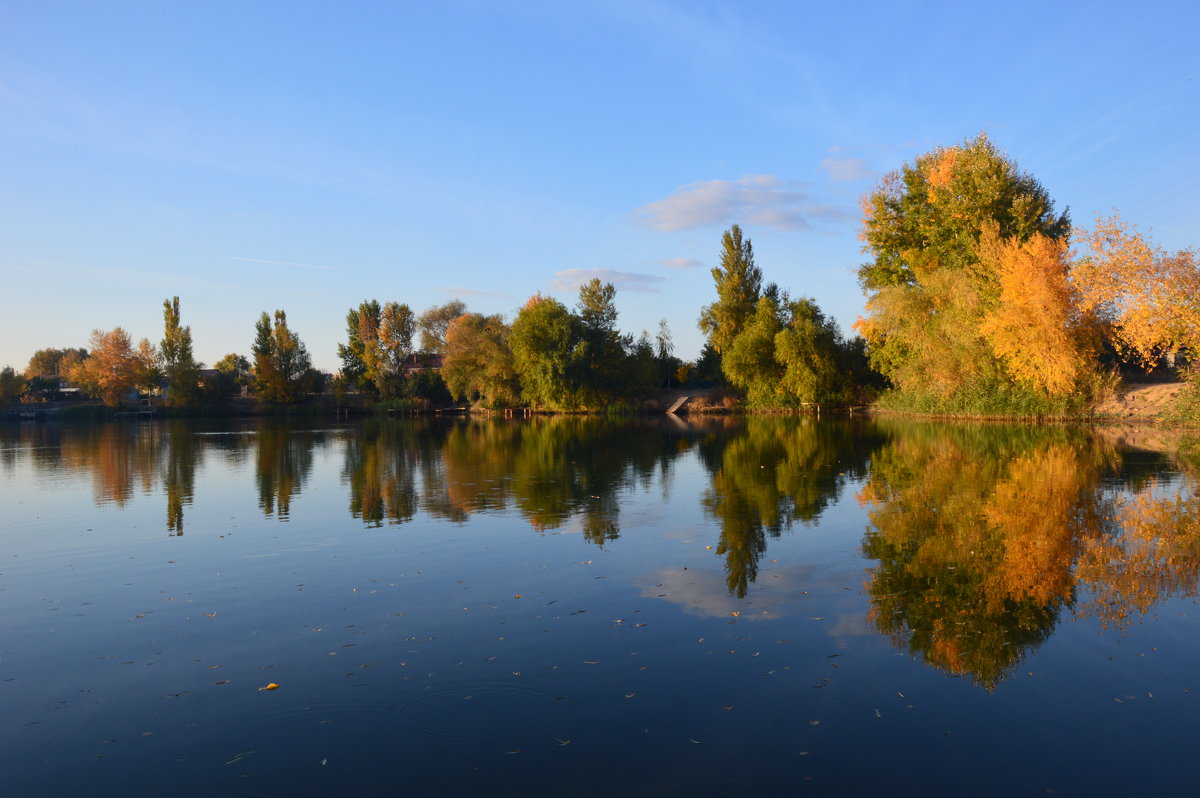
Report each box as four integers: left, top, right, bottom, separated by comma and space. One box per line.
699, 224, 763, 357
160, 296, 199, 406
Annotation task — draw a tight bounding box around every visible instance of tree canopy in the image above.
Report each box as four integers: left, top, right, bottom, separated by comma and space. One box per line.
699, 224, 762, 356
854, 133, 1097, 410
252, 310, 317, 403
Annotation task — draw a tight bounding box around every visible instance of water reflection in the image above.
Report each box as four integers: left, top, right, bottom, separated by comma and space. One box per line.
698, 417, 882, 596
6, 416, 1200, 689
859, 421, 1200, 687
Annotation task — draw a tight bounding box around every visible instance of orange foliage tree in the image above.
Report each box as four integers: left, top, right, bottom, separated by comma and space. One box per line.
70, 328, 160, 406
977, 226, 1099, 395
1072, 214, 1200, 367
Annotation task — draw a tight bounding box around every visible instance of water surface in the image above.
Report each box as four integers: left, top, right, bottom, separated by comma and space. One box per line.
2, 416, 1199, 796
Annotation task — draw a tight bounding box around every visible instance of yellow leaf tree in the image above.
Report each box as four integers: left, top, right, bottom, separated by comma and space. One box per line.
1072, 214, 1200, 366
978, 227, 1098, 395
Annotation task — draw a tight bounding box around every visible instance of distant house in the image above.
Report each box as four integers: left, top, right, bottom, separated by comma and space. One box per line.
28, 375, 81, 402
402, 353, 443, 376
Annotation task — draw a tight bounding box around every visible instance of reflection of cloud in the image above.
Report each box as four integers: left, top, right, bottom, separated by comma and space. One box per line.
439, 285, 513, 299
550, 268, 665, 293
660, 257, 704, 270
221, 256, 334, 271
826, 612, 872, 638
819, 156, 877, 182
636, 175, 852, 232
642, 563, 821, 619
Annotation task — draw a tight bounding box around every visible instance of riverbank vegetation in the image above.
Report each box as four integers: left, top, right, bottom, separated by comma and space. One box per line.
3, 132, 1197, 420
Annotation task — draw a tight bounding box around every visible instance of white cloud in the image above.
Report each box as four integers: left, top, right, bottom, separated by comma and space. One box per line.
549, 268, 665, 293
820, 156, 876, 182
636, 174, 851, 232
660, 257, 704, 270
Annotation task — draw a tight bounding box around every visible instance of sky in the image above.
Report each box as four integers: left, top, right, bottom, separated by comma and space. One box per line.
1, 0, 1196, 372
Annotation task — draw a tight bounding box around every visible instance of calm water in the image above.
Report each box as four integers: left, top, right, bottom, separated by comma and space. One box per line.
2, 416, 1199, 796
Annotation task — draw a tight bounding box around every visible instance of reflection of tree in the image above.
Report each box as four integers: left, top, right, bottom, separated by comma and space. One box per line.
701, 418, 882, 597
413, 416, 689, 545
860, 423, 1116, 688
162, 422, 196, 535
1076, 489, 1200, 629
255, 423, 314, 520
342, 420, 421, 526
57, 424, 160, 506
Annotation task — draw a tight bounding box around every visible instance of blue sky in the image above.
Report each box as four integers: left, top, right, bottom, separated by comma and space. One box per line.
1, 0, 1196, 371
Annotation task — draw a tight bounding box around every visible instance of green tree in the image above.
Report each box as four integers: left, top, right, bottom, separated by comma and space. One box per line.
0, 366, 27, 405
417, 299, 468, 354
656, 318, 680, 388
205, 353, 250, 403
859, 133, 1069, 291
628, 331, 660, 397
699, 224, 763, 357
160, 296, 200, 406
573, 278, 630, 403
442, 312, 519, 406
25, 347, 87, 379
723, 296, 787, 406
774, 298, 843, 404
252, 310, 316, 403
337, 300, 378, 392
510, 294, 578, 409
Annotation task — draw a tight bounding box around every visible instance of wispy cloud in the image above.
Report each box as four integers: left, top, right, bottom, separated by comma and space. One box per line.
636, 174, 851, 232
660, 257, 704, 270
549, 268, 665, 293
439, 286, 513, 299
820, 155, 877, 182
221, 256, 334, 271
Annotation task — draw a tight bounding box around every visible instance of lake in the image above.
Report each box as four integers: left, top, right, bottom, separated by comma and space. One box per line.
2, 415, 1199, 796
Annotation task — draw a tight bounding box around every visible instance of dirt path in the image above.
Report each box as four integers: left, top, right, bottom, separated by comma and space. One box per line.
1095, 381, 1188, 420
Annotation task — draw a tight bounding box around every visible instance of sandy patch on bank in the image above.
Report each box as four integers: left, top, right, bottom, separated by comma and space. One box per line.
1095, 382, 1187, 420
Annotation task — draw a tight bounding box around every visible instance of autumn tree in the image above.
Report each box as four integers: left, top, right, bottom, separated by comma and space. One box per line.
442, 312, 519, 406
977, 227, 1098, 395
215, 353, 251, 380
366, 302, 416, 398
70, 328, 159, 406
339, 300, 417, 398
417, 299, 468, 354
855, 133, 1091, 409
25, 347, 87, 379
1072, 214, 1200, 368
252, 310, 317, 404
699, 224, 763, 357
160, 296, 200, 406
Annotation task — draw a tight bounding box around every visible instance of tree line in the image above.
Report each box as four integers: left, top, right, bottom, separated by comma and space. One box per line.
3, 131, 1196, 416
